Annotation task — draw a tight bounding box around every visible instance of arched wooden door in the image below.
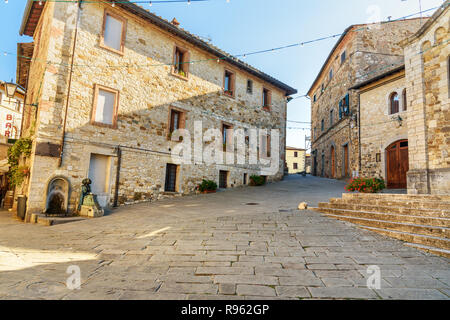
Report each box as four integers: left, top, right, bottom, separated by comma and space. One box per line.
386, 140, 409, 189
330, 146, 335, 178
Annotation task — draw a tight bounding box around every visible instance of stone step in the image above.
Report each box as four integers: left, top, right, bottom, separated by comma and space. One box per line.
342, 193, 450, 202
318, 202, 450, 219
34, 214, 87, 226
329, 198, 450, 210
324, 213, 449, 239
314, 207, 450, 227
357, 225, 450, 251
404, 243, 450, 259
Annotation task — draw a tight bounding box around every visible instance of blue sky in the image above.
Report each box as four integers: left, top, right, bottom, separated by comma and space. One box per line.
0, 0, 445, 148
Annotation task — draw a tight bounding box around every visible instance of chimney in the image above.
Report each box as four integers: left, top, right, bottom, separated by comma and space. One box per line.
171, 18, 180, 27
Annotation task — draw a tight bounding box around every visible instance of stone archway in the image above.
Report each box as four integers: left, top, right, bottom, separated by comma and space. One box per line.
45, 177, 70, 215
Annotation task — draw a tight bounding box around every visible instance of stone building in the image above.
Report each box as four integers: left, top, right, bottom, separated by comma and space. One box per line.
308, 18, 424, 180
351, 66, 409, 188
18, 0, 296, 218
285, 147, 306, 174
350, 1, 449, 194
401, 2, 449, 194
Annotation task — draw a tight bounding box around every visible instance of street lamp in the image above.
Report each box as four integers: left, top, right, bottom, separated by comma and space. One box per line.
4, 80, 18, 98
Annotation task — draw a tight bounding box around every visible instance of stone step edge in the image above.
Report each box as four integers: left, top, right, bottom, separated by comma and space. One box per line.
330, 198, 450, 206
404, 243, 450, 257
342, 193, 450, 199
316, 206, 450, 220
358, 225, 450, 243
324, 213, 449, 234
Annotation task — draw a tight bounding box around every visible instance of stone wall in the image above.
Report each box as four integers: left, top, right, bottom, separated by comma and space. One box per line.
403, 4, 450, 194
359, 73, 408, 180
22, 2, 290, 215
309, 19, 423, 180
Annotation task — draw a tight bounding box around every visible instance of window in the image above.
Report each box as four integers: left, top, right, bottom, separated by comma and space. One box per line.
402, 89, 407, 111
294, 152, 298, 158
339, 93, 350, 117
260, 134, 271, 158
314, 128, 317, 139
101, 11, 127, 53
390, 92, 400, 114
168, 107, 186, 139
165, 164, 178, 192
329, 68, 333, 80
224, 70, 235, 97
92, 85, 119, 128
172, 46, 190, 78
247, 79, 253, 94
330, 109, 334, 126
321, 84, 325, 93
262, 88, 271, 110
321, 119, 324, 131
313, 94, 317, 102
222, 123, 233, 150
341, 51, 346, 64
293, 163, 298, 170
243, 173, 248, 185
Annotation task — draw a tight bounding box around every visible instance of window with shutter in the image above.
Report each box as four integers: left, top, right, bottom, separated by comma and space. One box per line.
172, 46, 190, 78
101, 10, 127, 54
91, 84, 119, 128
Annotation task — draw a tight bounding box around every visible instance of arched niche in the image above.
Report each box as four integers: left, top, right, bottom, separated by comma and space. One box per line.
45, 176, 70, 215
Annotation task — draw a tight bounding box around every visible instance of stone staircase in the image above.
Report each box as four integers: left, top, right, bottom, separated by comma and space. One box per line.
312, 193, 450, 258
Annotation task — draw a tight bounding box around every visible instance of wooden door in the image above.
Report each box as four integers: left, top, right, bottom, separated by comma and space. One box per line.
219, 170, 228, 189
386, 140, 409, 189
331, 146, 335, 178
343, 145, 349, 177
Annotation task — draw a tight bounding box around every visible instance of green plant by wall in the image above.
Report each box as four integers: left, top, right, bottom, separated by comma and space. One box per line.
7, 138, 32, 187
345, 177, 386, 193
198, 180, 218, 192
249, 175, 266, 186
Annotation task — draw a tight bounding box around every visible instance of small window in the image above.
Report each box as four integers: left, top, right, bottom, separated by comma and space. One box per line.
247, 79, 253, 94
321, 119, 324, 131
262, 88, 271, 110
402, 89, 407, 111
294, 152, 298, 158
293, 163, 298, 170
400, 141, 408, 148
243, 173, 248, 185
101, 11, 126, 53
172, 46, 190, 78
330, 109, 334, 126
390, 92, 400, 114
329, 68, 333, 80
224, 70, 235, 97
341, 51, 346, 64
321, 84, 325, 93
168, 108, 186, 140
222, 123, 233, 150
92, 85, 119, 128
313, 94, 317, 102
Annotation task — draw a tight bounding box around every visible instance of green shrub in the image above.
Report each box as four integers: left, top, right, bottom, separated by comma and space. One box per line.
7, 138, 32, 187
345, 177, 386, 193
249, 175, 266, 186
198, 180, 218, 192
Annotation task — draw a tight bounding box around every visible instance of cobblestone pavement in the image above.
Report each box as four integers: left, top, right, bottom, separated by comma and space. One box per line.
0, 175, 449, 300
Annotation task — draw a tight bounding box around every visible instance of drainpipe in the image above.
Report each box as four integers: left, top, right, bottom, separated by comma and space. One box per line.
113, 146, 122, 207
58, 0, 82, 167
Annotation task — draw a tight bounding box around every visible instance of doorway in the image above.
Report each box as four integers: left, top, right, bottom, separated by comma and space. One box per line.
343, 144, 349, 177
386, 140, 409, 189
219, 170, 228, 189
165, 164, 178, 192
88, 154, 111, 208
330, 146, 335, 178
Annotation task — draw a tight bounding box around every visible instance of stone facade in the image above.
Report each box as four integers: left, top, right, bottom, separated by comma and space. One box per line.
285, 147, 306, 174
308, 19, 423, 180
357, 69, 408, 181
401, 2, 450, 194
18, 1, 296, 217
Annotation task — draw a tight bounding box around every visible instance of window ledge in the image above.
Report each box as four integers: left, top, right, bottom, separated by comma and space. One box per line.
99, 43, 124, 56
223, 91, 236, 99
171, 71, 189, 81
91, 121, 117, 129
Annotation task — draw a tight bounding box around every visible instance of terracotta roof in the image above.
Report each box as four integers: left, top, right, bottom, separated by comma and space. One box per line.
19, 0, 297, 96
286, 146, 306, 151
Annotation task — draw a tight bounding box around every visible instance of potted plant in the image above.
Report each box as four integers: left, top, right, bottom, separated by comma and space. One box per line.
198, 180, 218, 194
345, 177, 386, 193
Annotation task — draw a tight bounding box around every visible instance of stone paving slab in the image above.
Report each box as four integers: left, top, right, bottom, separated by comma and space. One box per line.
0, 175, 449, 300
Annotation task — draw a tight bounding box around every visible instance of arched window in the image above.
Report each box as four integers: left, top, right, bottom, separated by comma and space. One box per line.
402, 89, 407, 111
390, 92, 399, 114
